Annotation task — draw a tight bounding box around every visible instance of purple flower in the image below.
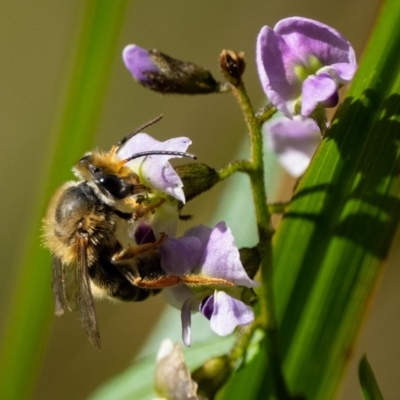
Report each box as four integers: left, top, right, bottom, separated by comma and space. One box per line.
159, 222, 258, 346
256, 17, 357, 118
118, 132, 191, 203
263, 115, 321, 177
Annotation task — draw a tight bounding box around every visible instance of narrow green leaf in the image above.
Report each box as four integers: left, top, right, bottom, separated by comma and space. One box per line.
0, 1, 128, 399
359, 355, 385, 400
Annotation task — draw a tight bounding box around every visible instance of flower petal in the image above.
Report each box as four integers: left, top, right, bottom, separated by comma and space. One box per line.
123, 44, 159, 84
256, 26, 298, 118
160, 236, 203, 275
181, 298, 193, 347
200, 222, 257, 288
319, 62, 357, 84
209, 291, 254, 336
301, 74, 337, 116
264, 116, 321, 177
274, 17, 356, 66
118, 133, 191, 202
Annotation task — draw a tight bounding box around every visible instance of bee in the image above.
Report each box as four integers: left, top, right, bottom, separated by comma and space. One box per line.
42, 116, 196, 349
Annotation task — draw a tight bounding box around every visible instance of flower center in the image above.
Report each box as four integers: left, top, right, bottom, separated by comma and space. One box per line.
294, 56, 323, 81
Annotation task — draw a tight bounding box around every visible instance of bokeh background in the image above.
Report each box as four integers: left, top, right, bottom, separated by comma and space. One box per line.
1, 0, 398, 399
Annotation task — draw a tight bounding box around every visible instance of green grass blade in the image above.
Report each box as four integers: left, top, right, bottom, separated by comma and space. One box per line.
359, 355, 385, 400
272, 0, 400, 398
0, 1, 128, 399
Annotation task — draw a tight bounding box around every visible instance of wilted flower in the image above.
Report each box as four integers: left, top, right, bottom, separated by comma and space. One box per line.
154, 339, 204, 400
159, 222, 258, 346
123, 44, 220, 94
263, 115, 321, 177
256, 17, 357, 118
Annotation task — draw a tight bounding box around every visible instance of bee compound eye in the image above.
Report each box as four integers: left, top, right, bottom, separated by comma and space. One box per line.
98, 175, 134, 199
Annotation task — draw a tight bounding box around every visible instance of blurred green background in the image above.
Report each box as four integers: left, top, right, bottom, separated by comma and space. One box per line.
1, 0, 398, 399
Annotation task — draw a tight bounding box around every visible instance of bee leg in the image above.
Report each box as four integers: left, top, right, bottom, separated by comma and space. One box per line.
112, 232, 167, 262
131, 198, 166, 221
131, 274, 235, 289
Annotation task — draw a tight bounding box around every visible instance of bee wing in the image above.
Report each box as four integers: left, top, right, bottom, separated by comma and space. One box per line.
51, 256, 68, 316
75, 236, 101, 349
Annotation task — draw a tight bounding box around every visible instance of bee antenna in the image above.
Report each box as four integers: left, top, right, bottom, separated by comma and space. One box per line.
122, 150, 197, 164
115, 115, 164, 148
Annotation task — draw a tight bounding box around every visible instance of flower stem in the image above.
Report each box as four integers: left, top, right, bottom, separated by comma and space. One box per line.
217, 159, 254, 180
229, 82, 292, 399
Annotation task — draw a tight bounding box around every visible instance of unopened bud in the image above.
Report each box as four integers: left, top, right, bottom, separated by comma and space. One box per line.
175, 163, 220, 203
219, 50, 246, 86
192, 355, 232, 399
123, 44, 220, 94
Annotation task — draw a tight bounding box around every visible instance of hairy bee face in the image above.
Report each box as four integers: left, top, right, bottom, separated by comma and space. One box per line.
73, 152, 145, 209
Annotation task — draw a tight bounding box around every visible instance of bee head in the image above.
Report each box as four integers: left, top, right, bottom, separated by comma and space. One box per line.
73, 153, 143, 202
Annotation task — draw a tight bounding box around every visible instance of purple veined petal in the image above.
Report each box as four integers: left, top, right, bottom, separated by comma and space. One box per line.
274, 17, 356, 67
118, 133, 192, 202
160, 236, 203, 275
256, 26, 299, 118
200, 222, 257, 288
301, 74, 337, 116
123, 44, 159, 84
264, 116, 321, 177
319, 62, 357, 84
209, 291, 254, 336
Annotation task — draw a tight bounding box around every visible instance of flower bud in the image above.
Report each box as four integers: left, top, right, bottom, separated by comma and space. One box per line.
219, 50, 246, 86
174, 163, 220, 202
191, 355, 232, 399
123, 44, 220, 94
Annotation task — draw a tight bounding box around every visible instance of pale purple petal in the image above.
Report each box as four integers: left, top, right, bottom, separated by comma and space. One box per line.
123, 44, 159, 84
200, 222, 257, 288
319, 62, 357, 84
301, 74, 337, 116
181, 298, 193, 346
160, 236, 203, 275
163, 285, 198, 311
208, 291, 254, 336
118, 133, 191, 202
256, 26, 298, 118
274, 17, 356, 66
264, 116, 321, 177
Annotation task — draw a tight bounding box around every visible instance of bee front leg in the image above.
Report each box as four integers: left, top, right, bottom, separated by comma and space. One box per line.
112, 232, 167, 262
131, 198, 166, 221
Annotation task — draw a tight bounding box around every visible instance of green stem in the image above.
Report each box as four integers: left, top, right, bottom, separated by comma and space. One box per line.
268, 201, 289, 215
217, 159, 254, 180
230, 82, 292, 399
